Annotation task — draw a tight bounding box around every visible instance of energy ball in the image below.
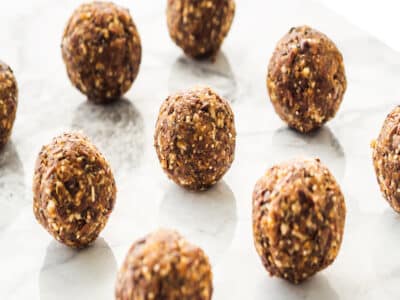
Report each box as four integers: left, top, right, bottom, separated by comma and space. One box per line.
115, 229, 213, 300
154, 86, 236, 190
62, 1, 142, 102
372, 106, 400, 213
267, 26, 347, 133
167, 0, 235, 59
0, 61, 18, 148
33, 132, 116, 248
252, 158, 346, 284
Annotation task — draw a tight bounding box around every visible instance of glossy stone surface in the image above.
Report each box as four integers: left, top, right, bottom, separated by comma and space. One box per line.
0, 1, 399, 299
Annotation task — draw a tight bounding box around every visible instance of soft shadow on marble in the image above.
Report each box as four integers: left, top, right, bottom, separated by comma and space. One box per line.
272, 126, 346, 180
256, 274, 339, 300
158, 181, 237, 264
71, 98, 144, 178
168, 52, 237, 102
40, 238, 117, 300
0, 141, 26, 229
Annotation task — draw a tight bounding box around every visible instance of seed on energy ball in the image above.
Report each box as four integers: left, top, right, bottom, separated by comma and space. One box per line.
154, 86, 236, 190
115, 229, 213, 300
267, 26, 347, 133
62, 1, 142, 102
33, 132, 116, 248
371, 106, 400, 213
0, 61, 18, 148
252, 158, 346, 284
167, 0, 235, 59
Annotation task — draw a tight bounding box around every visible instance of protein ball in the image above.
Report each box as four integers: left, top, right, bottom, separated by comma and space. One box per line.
167, 0, 235, 59
62, 1, 142, 102
372, 106, 400, 213
33, 132, 116, 248
252, 158, 346, 284
115, 229, 213, 300
0, 61, 18, 148
267, 26, 346, 133
154, 86, 236, 190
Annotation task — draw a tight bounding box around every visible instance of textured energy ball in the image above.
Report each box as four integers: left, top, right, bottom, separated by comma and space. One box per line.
372, 106, 400, 213
33, 132, 116, 248
267, 26, 347, 133
0, 61, 18, 148
252, 158, 346, 284
115, 229, 213, 300
62, 2, 142, 102
154, 86, 236, 190
167, 0, 235, 59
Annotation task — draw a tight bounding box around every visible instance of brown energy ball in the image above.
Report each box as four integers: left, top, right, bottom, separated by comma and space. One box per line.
33, 132, 116, 248
267, 26, 347, 133
154, 86, 236, 190
167, 0, 235, 59
115, 229, 213, 300
252, 158, 346, 284
372, 106, 400, 213
0, 61, 18, 148
62, 1, 142, 102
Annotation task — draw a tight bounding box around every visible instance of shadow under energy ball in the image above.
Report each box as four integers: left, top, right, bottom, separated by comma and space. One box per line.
71, 99, 144, 177
40, 238, 117, 300
168, 52, 237, 102
167, 0, 235, 59
158, 181, 237, 262
0, 142, 26, 229
267, 26, 347, 133
154, 86, 236, 190
272, 126, 346, 180
62, 2, 141, 102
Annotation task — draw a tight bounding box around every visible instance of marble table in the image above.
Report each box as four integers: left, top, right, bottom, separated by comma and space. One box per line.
1, 0, 400, 299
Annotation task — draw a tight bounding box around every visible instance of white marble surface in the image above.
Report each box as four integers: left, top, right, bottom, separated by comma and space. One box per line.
1, 0, 400, 299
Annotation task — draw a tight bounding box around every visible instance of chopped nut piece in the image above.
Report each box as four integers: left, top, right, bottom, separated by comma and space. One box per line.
115, 229, 213, 300
62, 2, 141, 102
33, 132, 117, 248
154, 86, 236, 190
267, 26, 347, 133
252, 158, 346, 284
167, 0, 235, 59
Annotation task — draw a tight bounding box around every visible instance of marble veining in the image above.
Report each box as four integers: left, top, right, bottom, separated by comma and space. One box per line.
1, 0, 400, 299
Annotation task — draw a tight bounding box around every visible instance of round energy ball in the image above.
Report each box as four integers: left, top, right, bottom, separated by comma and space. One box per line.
62, 1, 142, 102
0, 61, 18, 148
252, 158, 346, 284
33, 132, 116, 248
372, 106, 400, 213
115, 229, 213, 300
167, 0, 235, 59
154, 86, 236, 190
267, 26, 347, 133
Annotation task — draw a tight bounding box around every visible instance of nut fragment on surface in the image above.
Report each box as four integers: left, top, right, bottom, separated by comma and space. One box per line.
62, 1, 142, 102
33, 132, 116, 248
167, 0, 235, 59
0, 61, 18, 148
252, 158, 346, 284
154, 86, 236, 190
115, 229, 213, 300
372, 106, 400, 213
267, 26, 347, 133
